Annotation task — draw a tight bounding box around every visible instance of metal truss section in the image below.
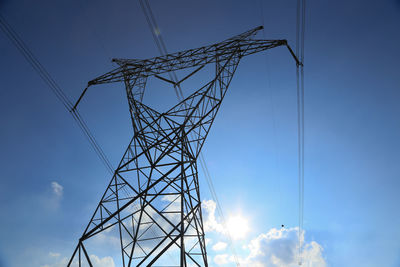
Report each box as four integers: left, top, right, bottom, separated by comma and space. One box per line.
69, 26, 298, 266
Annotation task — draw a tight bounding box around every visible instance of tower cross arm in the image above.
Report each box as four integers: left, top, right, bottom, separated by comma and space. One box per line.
86, 28, 297, 87
88, 39, 287, 86
72, 27, 300, 111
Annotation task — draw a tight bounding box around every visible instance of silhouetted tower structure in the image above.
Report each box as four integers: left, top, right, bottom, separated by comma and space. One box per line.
68, 26, 299, 266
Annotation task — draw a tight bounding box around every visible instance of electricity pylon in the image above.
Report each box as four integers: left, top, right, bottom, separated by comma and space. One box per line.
68, 26, 299, 267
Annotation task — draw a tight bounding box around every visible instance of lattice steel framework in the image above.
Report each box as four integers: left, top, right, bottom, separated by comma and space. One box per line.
68, 26, 299, 267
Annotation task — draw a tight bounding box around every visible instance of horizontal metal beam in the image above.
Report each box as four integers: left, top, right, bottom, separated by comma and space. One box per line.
88, 39, 286, 85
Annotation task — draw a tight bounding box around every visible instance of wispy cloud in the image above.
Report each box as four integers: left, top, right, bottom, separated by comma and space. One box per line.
212, 241, 228, 251
48, 252, 60, 258
214, 253, 230, 265
51, 182, 63, 198
40, 181, 64, 210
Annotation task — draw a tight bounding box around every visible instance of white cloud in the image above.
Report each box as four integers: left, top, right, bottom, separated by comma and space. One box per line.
48, 252, 60, 257
202, 199, 326, 267
202, 200, 224, 233
214, 254, 230, 265
51, 181, 63, 198
301, 241, 326, 267
212, 241, 228, 251
243, 227, 326, 267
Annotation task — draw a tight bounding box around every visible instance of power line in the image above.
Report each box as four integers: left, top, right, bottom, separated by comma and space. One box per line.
295, 0, 306, 265
0, 13, 114, 176
258, 0, 285, 228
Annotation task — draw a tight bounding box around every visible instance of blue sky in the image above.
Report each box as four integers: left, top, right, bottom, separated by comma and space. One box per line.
1, 0, 400, 266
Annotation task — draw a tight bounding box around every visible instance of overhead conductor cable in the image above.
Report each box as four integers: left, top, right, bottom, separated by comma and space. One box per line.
0, 13, 114, 175
295, 0, 306, 265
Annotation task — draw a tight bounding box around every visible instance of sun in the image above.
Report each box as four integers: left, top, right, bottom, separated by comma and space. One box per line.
226, 215, 249, 240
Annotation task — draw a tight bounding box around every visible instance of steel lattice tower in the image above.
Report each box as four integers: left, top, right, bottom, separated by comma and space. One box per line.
68, 26, 299, 267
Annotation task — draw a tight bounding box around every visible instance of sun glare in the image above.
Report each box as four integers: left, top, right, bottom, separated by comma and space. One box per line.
226, 215, 249, 240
